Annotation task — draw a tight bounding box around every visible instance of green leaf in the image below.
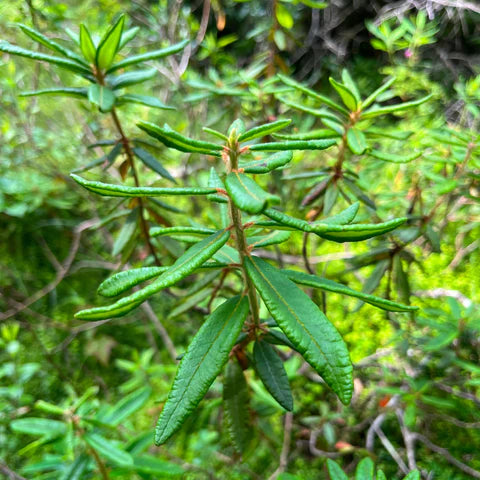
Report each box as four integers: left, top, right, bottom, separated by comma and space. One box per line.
10, 418, 66, 438
277, 74, 349, 115
320, 202, 359, 224
361, 76, 395, 109
249, 139, 336, 152
346, 128, 367, 154
369, 149, 421, 163
60, 455, 89, 480
71, 174, 217, 197
109, 68, 157, 89
253, 340, 293, 411
279, 96, 345, 123
117, 93, 174, 110
403, 471, 420, 480
75, 230, 230, 320
119, 27, 140, 49
376, 470, 387, 480
133, 147, 176, 182
225, 172, 280, 214
263, 208, 406, 242
137, 122, 222, 156
240, 151, 293, 174
98, 266, 168, 297
79, 25, 96, 63
88, 84, 116, 112
238, 119, 292, 143
84, 432, 133, 466
101, 386, 151, 426
150, 226, 216, 238
17, 24, 87, 65
326, 459, 348, 480
329, 78, 358, 111
247, 230, 291, 248
0, 41, 92, 76
361, 94, 432, 119
224, 359, 251, 452
341, 69, 361, 103
155, 296, 249, 444
355, 457, 374, 480
95, 14, 125, 70
228, 118, 246, 137
132, 455, 184, 476
276, 3, 294, 29
202, 126, 229, 141
107, 39, 189, 73
284, 270, 418, 312
244, 256, 353, 404
20, 88, 88, 99
112, 208, 138, 256
274, 129, 339, 141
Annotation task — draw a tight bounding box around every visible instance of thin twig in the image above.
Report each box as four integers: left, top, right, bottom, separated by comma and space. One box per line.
268, 412, 293, 480
141, 301, 177, 362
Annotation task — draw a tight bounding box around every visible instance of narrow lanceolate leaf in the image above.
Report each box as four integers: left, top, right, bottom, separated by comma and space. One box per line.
17, 24, 87, 65
137, 122, 222, 156
225, 172, 280, 214
0, 41, 91, 75
245, 256, 353, 404
95, 15, 125, 70
133, 147, 176, 182
117, 93, 174, 110
20, 88, 88, 99
155, 296, 249, 445
60, 455, 89, 480
329, 78, 357, 111
264, 208, 406, 241
253, 340, 293, 411
238, 119, 292, 143
277, 73, 349, 115
150, 226, 215, 238
361, 94, 432, 119
101, 386, 151, 426
320, 202, 359, 225
361, 76, 395, 110
79, 25, 96, 63
284, 270, 418, 312
326, 459, 349, 480
247, 230, 291, 249
83, 433, 133, 466
71, 174, 217, 197
107, 39, 189, 73
279, 97, 344, 123
75, 230, 230, 320
112, 207, 139, 256
109, 68, 156, 89
223, 359, 251, 452
273, 129, 339, 141
240, 151, 293, 174
88, 84, 116, 112
249, 139, 336, 152
346, 128, 367, 154
119, 27, 140, 49
10, 418, 66, 438
98, 266, 168, 297
132, 455, 184, 476
202, 127, 229, 141
368, 149, 421, 163
311, 218, 406, 242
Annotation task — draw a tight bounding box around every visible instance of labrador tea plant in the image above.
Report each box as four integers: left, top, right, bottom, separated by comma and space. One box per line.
1, 15, 417, 455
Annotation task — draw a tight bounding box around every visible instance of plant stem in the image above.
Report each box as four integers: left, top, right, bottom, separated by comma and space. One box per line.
110, 108, 160, 265
88, 446, 110, 480
226, 143, 260, 327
